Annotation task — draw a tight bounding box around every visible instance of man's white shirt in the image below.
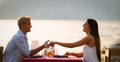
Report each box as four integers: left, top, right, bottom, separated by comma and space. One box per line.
3, 30, 30, 62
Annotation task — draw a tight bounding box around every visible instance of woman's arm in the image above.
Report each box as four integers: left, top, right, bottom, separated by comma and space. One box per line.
65, 52, 83, 57
51, 35, 92, 48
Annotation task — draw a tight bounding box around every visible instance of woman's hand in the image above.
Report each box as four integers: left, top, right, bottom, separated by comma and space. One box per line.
43, 40, 50, 48
49, 41, 57, 46
64, 52, 72, 56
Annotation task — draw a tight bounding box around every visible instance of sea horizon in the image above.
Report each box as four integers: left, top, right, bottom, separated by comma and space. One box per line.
0, 19, 120, 55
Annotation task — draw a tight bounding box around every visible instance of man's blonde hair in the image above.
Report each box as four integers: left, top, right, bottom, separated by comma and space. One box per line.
17, 16, 30, 28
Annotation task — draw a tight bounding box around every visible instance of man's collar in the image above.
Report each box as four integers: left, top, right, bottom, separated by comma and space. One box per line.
18, 30, 26, 37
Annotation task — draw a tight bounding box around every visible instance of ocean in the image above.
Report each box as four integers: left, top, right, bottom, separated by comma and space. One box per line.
0, 20, 120, 55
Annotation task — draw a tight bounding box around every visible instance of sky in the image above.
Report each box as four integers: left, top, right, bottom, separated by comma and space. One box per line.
0, 0, 120, 20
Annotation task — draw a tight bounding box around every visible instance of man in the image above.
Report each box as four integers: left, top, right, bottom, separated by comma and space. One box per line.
3, 16, 48, 62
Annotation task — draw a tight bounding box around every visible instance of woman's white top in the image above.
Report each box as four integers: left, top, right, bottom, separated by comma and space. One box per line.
83, 45, 99, 62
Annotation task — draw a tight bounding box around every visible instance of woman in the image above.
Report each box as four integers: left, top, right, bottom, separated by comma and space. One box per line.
50, 19, 101, 62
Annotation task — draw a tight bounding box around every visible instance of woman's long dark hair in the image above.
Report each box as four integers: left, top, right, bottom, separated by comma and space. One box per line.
87, 19, 101, 62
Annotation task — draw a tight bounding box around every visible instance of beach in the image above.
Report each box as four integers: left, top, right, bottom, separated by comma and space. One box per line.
0, 20, 120, 55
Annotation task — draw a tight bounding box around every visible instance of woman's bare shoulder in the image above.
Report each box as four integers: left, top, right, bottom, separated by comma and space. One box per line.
85, 35, 94, 40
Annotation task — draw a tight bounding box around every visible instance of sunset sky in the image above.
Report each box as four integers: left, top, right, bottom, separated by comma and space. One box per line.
0, 0, 120, 20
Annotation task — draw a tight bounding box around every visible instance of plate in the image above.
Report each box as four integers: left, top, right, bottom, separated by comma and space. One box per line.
30, 56, 43, 58
54, 55, 68, 58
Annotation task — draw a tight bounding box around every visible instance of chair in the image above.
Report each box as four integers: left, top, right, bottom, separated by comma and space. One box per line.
109, 47, 120, 62
104, 47, 120, 62
0, 46, 3, 62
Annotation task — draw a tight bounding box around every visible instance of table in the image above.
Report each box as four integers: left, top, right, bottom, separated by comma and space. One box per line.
23, 57, 83, 62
